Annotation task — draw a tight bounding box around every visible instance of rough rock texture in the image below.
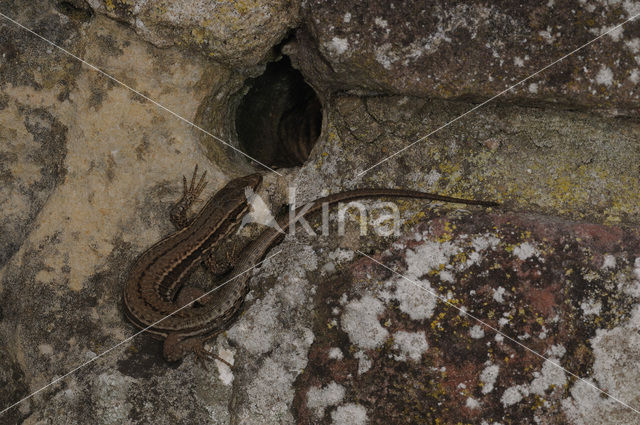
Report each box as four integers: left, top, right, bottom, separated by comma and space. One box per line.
1, 0, 640, 424
295, 0, 640, 112
85, 0, 301, 68
296, 95, 640, 225
0, 1, 242, 423
294, 211, 640, 424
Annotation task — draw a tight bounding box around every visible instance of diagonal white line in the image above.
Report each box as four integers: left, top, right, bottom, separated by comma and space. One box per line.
355, 249, 640, 415
356, 11, 640, 177
0, 249, 282, 416
0, 11, 282, 177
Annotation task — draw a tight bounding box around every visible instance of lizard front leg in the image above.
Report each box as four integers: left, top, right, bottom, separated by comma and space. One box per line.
169, 164, 208, 229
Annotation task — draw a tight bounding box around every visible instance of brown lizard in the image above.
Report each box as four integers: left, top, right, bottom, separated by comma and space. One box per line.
123, 167, 498, 363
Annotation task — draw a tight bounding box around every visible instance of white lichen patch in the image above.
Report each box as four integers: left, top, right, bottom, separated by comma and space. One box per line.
624, 1, 640, 17
307, 381, 346, 417
354, 350, 372, 375
562, 378, 626, 424
529, 82, 539, 93
330, 403, 368, 425
501, 384, 530, 407
380, 277, 438, 320
327, 248, 355, 266
424, 168, 442, 186
624, 37, 640, 54
341, 294, 389, 349
466, 397, 481, 410
328, 347, 343, 360
439, 270, 454, 283
406, 240, 460, 277
489, 348, 565, 405
93, 372, 136, 423
326, 37, 349, 55
530, 360, 566, 395
595, 66, 614, 86
469, 325, 485, 339
563, 306, 640, 424
374, 17, 388, 28
329, 248, 355, 262
393, 330, 428, 361
539, 28, 555, 44
241, 358, 298, 423
538, 326, 548, 339
602, 254, 617, 269
627, 270, 640, 298
261, 243, 319, 278
227, 290, 282, 355
321, 262, 337, 275
546, 344, 567, 359
375, 43, 399, 69
471, 235, 500, 252
581, 299, 602, 315
493, 286, 506, 303
595, 25, 624, 42
464, 233, 500, 268
618, 264, 640, 298
480, 364, 500, 394
512, 242, 538, 261
227, 247, 317, 422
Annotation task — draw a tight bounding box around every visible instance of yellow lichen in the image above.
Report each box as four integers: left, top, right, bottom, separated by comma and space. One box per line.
191, 27, 207, 45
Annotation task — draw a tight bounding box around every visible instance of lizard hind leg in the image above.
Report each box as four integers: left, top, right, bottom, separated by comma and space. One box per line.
204, 238, 245, 277
163, 333, 232, 368
204, 249, 233, 277
163, 333, 194, 362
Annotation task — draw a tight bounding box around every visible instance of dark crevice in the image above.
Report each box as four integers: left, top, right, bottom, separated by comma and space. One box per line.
54, 1, 94, 23
235, 55, 322, 169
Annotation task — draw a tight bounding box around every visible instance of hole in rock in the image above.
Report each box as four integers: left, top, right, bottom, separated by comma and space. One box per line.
235, 56, 322, 169
55, 1, 94, 22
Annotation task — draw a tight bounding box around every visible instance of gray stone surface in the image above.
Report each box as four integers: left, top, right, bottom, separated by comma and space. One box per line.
85, 0, 301, 68
1, 1, 640, 424
294, 0, 640, 112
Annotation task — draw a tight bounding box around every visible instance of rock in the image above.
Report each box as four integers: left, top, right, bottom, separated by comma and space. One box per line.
294, 211, 640, 424
2, 0, 640, 424
83, 0, 301, 68
294, 0, 640, 112
0, 2, 239, 423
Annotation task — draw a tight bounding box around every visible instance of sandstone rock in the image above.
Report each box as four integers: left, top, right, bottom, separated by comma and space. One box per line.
84, 0, 301, 68
2, 0, 640, 424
